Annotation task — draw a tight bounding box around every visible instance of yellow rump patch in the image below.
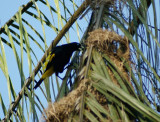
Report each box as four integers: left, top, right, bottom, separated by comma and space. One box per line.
49, 53, 55, 62
42, 52, 55, 70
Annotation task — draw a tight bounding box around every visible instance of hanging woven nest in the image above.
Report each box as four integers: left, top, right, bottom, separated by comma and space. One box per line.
86, 29, 130, 85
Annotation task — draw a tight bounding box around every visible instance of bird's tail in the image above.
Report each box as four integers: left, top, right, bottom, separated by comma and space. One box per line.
34, 67, 54, 89
34, 78, 44, 89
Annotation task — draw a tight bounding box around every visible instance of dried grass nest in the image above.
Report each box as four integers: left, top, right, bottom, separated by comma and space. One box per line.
86, 29, 131, 86
42, 79, 90, 122
86, 28, 129, 60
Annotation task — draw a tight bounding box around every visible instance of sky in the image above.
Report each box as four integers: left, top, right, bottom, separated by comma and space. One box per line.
0, 0, 30, 27
0, 0, 88, 120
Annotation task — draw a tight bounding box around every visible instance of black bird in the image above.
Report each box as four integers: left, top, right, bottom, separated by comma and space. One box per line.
34, 42, 81, 89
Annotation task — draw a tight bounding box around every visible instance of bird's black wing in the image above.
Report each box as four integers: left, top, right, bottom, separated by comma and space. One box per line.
44, 46, 63, 72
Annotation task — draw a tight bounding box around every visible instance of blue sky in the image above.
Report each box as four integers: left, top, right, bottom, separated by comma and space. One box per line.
0, 0, 29, 27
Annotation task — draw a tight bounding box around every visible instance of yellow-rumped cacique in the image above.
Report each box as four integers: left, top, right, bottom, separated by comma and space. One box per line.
34, 42, 81, 89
